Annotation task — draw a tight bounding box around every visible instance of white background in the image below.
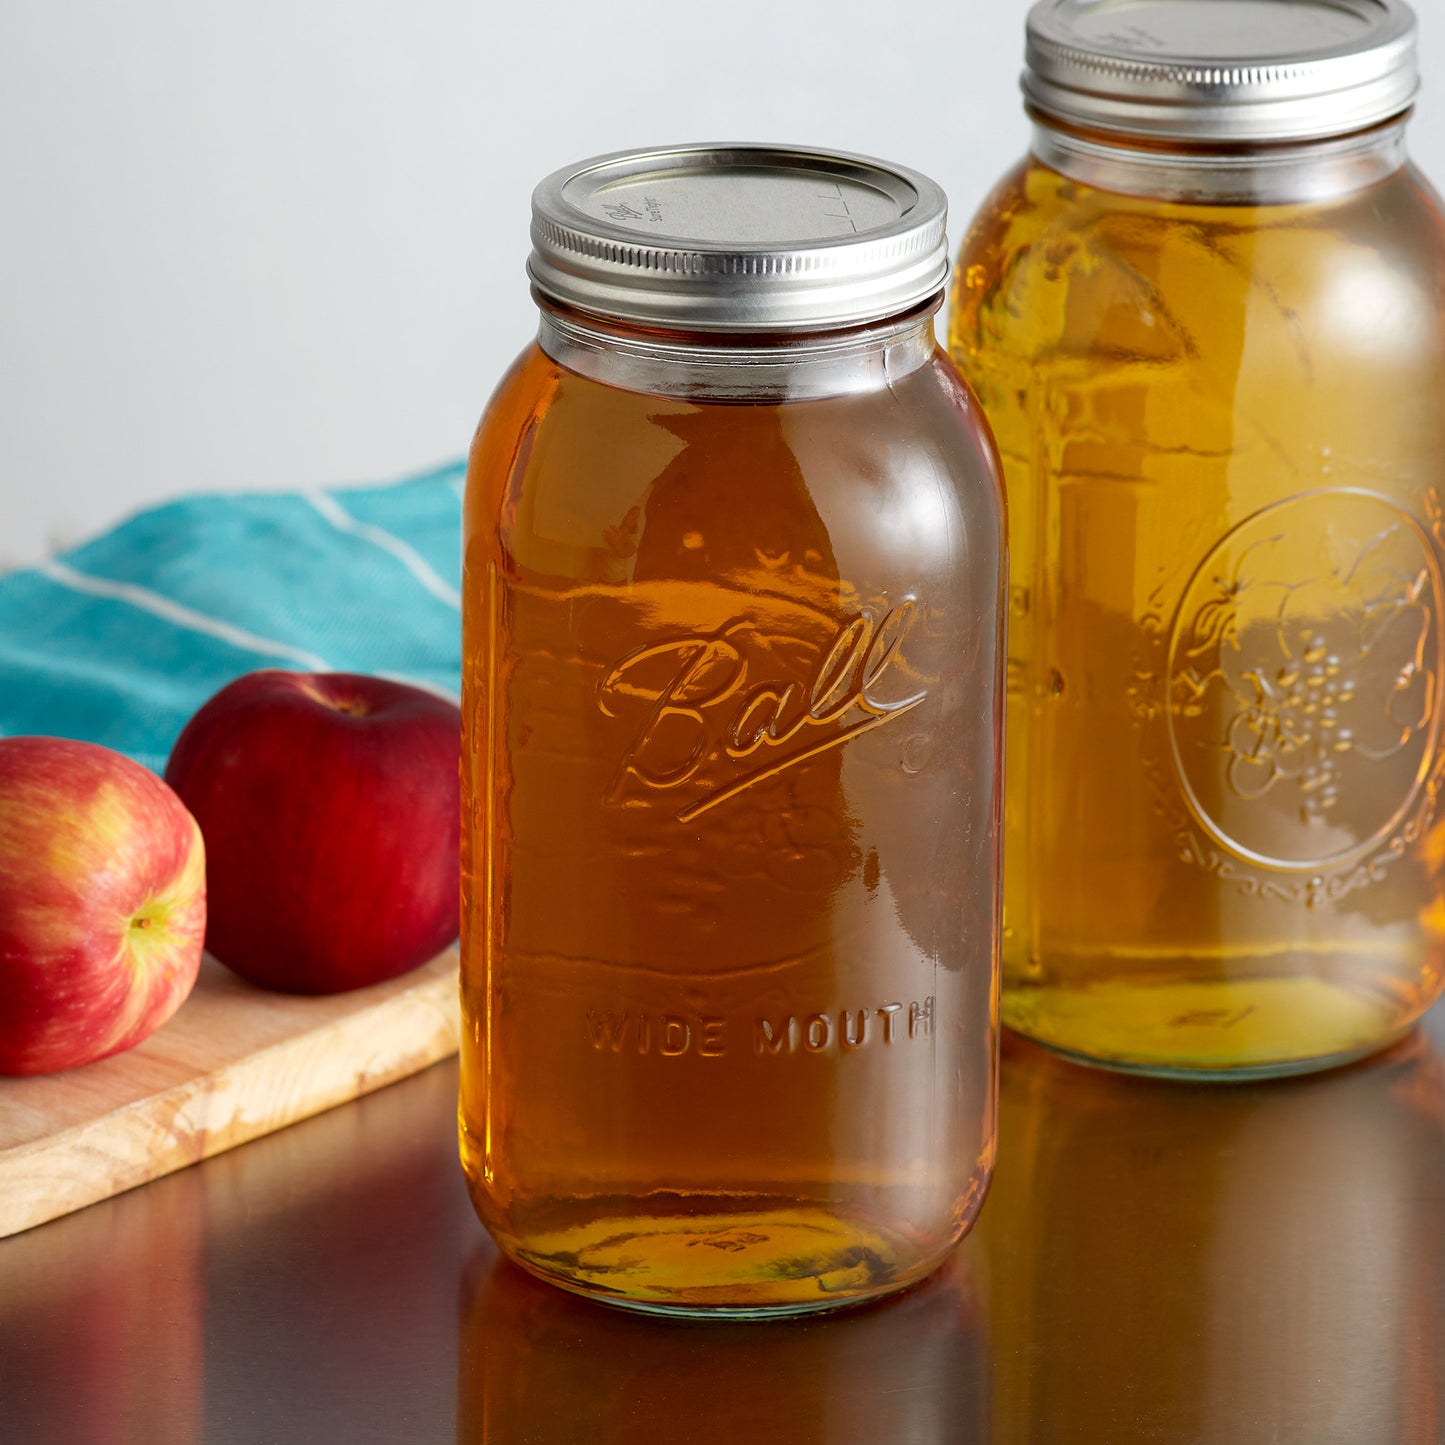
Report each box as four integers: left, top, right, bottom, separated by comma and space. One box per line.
2, 1, 1444, 569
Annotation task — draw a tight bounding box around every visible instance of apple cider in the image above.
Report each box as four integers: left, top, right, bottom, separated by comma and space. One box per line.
459, 145, 1005, 1316
950, 0, 1445, 1076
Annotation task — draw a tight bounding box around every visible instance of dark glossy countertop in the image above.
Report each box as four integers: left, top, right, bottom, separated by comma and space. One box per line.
4, 1007, 1444, 1444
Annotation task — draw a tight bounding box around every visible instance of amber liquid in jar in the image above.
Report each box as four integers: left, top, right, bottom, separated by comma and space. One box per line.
460, 312, 1003, 1314
951, 139, 1445, 1076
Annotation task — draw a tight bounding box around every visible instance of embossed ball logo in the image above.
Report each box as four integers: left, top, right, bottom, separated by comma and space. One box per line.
1166, 490, 1444, 872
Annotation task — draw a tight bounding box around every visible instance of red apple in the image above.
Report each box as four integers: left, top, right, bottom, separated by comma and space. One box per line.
164, 671, 460, 994
0, 737, 206, 1076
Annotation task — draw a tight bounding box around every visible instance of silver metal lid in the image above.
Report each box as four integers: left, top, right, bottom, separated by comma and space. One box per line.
527, 144, 950, 333
1024, 0, 1419, 144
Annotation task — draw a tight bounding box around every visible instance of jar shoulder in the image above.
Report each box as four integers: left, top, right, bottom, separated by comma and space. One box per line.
467, 349, 1005, 580
464, 342, 559, 549
955, 156, 1445, 291
950, 157, 1445, 381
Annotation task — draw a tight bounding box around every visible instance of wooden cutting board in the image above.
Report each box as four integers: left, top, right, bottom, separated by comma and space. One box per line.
0, 947, 459, 1238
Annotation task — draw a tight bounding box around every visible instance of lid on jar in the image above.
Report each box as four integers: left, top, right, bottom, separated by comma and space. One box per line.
1023, 0, 1418, 143
527, 144, 950, 333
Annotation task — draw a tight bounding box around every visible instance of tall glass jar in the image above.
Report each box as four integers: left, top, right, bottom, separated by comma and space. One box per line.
461, 145, 1006, 1316
951, 0, 1445, 1077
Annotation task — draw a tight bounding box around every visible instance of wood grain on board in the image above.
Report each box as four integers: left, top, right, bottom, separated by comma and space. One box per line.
0, 948, 459, 1238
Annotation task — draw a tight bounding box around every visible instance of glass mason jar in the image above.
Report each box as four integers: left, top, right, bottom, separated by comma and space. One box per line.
461, 145, 1006, 1316
950, 0, 1445, 1078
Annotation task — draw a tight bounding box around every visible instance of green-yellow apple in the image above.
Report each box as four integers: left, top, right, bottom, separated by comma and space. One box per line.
164, 670, 460, 994
0, 737, 206, 1075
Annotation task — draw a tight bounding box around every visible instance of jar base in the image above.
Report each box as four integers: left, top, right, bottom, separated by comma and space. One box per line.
502, 1256, 919, 1321
1001, 973, 1427, 1080
474, 1197, 966, 1319
1011, 1026, 1411, 1082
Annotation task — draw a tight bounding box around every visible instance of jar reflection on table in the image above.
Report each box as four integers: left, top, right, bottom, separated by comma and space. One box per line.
456, 1246, 988, 1445
980, 1029, 1445, 1444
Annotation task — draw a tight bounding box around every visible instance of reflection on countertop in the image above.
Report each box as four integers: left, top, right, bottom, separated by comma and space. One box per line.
458, 1245, 988, 1445
978, 1028, 1445, 1445
2, 1012, 1444, 1443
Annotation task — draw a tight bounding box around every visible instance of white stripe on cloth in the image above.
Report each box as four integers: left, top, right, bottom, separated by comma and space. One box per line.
37, 560, 332, 672
302, 489, 462, 611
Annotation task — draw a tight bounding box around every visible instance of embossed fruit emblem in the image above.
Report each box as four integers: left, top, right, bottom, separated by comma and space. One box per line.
1167, 491, 1444, 871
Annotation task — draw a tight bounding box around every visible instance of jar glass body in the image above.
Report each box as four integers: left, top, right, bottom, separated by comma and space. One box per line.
460, 304, 1006, 1315
950, 123, 1445, 1077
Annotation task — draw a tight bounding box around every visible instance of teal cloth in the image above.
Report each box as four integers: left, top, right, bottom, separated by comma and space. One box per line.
0, 464, 465, 775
